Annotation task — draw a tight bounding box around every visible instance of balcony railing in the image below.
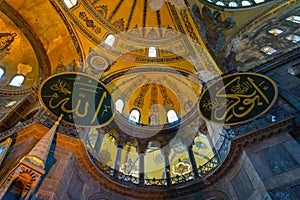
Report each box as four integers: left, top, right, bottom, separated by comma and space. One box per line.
85, 131, 231, 187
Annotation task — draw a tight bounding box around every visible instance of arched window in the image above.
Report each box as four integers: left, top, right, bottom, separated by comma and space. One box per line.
149, 114, 159, 125
148, 47, 157, 57
0, 67, 5, 79
241, 0, 251, 6
228, 2, 238, 7
286, 16, 300, 24
115, 99, 125, 113
167, 110, 179, 123
268, 28, 283, 36
104, 34, 116, 47
129, 109, 140, 123
254, 0, 265, 3
215, 1, 225, 6
260, 46, 277, 55
285, 34, 300, 43
64, 0, 77, 8
8, 75, 25, 87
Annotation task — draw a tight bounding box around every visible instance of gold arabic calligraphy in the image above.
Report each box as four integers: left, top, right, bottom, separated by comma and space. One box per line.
202, 76, 270, 123
43, 78, 110, 125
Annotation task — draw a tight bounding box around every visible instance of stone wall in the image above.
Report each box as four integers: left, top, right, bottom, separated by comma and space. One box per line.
35, 145, 132, 200
189, 130, 300, 200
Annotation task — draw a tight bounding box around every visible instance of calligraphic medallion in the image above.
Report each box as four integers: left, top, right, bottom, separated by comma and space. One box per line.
198, 72, 278, 126
39, 72, 114, 127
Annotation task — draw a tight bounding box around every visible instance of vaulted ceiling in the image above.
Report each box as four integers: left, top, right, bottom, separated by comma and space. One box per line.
0, 0, 298, 133
0, 0, 299, 192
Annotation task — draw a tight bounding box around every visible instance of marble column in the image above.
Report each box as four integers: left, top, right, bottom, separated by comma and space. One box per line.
94, 130, 104, 154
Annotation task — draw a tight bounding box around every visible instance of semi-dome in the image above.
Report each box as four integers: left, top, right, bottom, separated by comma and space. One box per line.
0, 0, 299, 199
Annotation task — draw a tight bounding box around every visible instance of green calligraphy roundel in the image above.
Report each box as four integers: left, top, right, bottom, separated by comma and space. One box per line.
198, 72, 278, 126
39, 72, 114, 127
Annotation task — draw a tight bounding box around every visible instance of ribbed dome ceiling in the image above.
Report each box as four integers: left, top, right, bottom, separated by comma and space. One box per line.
108, 70, 201, 125
83, 0, 183, 32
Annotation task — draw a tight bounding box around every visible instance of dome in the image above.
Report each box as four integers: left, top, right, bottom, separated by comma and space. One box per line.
81, 26, 230, 186
0, 0, 299, 199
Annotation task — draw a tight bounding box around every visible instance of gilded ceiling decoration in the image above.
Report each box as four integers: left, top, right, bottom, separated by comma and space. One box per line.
0, 11, 39, 90
149, 0, 187, 11
0, 32, 16, 56
87, 0, 179, 31
1, 0, 298, 196
108, 71, 200, 124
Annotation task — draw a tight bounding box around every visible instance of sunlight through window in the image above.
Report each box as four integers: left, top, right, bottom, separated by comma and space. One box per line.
115, 99, 125, 113
0, 67, 4, 79
129, 109, 140, 123
215, 1, 225, 6
260, 46, 277, 56
104, 34, 116, 47
254, 0, 265, 3
64, 0, 77, 8
286, 16, 300, 24
148, 47, 157, 57
241, 0, 251, 6
228, 2, 238, 7
285, 34, 300, 43
8, 75, 25, 87
268, 28, 283, 36
167, 110, 179, 123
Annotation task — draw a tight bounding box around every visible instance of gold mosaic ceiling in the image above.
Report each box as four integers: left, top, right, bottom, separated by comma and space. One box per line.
90, 0, 178, 31
75, 0, 183, 35
0, 10, 39, 90
0, 0, 299, 195
58, 0, 221, 126
1, 0, 295, 126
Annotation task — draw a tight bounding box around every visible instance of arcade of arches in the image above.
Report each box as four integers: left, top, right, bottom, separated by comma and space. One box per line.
0, 0, 300, 199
